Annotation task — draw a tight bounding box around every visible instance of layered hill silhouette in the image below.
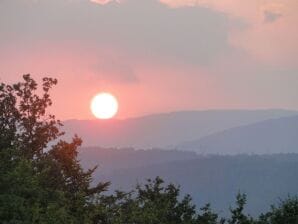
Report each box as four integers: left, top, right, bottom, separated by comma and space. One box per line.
79, 148, 298, 216
75, 109, 298, 216
79, 147, 197, 175
63, 109, 297, 148
178, 115, 298, 154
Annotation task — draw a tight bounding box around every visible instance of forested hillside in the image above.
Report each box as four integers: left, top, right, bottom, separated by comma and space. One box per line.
79, 147, 197, 174
79, 148, 298, 216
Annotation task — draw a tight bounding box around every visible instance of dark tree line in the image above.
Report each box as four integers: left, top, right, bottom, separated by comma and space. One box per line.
0, 75, 297, 223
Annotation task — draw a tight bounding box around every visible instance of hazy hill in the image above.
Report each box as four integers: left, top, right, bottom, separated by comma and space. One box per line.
63, 109, 297, 148
178, 115, 298, 154
81, 151, 298, 216
79, 147, 197, 175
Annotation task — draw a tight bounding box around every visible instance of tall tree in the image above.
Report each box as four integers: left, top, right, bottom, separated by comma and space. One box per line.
0, 75, 108, 223
228, 193, 253, 224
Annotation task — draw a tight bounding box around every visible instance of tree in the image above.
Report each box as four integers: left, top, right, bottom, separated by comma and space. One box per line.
228, 193, 253, 224
95, 176, 228, 224
197, 204, 221, 224
257, 197, 298, 224
132, 177, 197, 224
95, 177, 200, 224
0, 74, 108, 223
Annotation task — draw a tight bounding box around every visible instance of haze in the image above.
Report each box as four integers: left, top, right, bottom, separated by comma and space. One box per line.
1, 0, 297, 120
1, 1, 298, 220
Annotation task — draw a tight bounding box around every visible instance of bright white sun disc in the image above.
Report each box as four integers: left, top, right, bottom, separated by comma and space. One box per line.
91, 93, 118, 119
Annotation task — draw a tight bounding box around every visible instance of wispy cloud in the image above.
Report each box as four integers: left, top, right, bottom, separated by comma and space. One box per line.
263, 10, 282, 23
159, 0, 208, 8
261, 3, 284, 23
93, 56, 138, 84
1, 0, 298, 119
90, 0, 121, 5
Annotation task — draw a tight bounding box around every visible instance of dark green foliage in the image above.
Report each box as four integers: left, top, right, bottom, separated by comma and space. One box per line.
0, 147, 75, 223
95, 177, 221, 224
257, 197, 298, 224
197, 204, 221, 224
228, 193, 253, 224
0, 75, 108, 223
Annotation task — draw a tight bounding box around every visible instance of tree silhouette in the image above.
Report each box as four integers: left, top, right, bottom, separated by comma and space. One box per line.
0, 74, 108, 223
228, 193, 253, 224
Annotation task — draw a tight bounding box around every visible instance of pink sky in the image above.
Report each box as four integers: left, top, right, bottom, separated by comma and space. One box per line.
0, 0, 297, 119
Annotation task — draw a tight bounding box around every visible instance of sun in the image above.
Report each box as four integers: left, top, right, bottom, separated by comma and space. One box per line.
90, 92, 119, 119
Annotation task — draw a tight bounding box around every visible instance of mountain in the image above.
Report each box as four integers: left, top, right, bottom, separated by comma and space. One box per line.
63, 109, 298, 148
82, 151, 298, 217
79, 147, 197, 175
74, 111, 298, 216
178, 115, 298, 154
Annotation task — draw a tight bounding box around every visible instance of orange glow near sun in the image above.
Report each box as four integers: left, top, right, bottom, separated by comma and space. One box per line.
90, 93, 119, 119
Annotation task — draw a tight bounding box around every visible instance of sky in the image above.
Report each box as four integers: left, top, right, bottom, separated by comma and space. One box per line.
0, 0, 297, 120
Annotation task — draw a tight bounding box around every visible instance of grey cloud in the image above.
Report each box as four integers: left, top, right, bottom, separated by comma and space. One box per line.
1, 0, 297, 110
97, 0, 231, 65
264, 10, 282, 23
93, 57, 138, 83
90, 0, 120, 4
0, 0, 233, 66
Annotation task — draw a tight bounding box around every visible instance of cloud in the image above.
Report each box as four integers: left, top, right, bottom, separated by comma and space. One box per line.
0, 0, 233, 66
159, 0, 208, 8
1, 0, 298, 119
263, 10, 282, 23
97, 0, 232, 65
93, 56, 138, 84
158, 0, 298, 67
261, 3, 284, 23
90, 0, 121, 5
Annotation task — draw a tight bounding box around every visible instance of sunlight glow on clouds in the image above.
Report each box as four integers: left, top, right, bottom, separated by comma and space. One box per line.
159, 0, 298, 66
261, 3, 283, 23
93, 0, 297, 66
159, 0, 209, 8
0, 0, 297, 119
90, 0, 121, 5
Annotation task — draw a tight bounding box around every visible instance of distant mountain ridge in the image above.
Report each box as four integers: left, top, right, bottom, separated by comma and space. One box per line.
78, 148, 298, 216
79, 147, 197, 175
63, 109, 298, 148
74, 110, 298, 216
177, 115, 298, 154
